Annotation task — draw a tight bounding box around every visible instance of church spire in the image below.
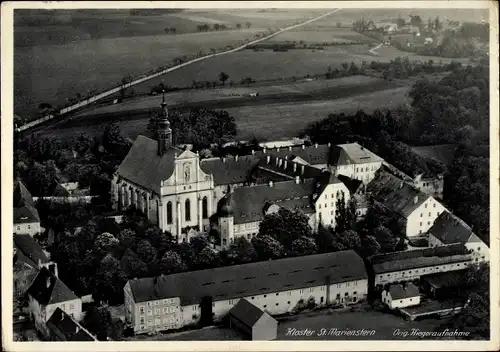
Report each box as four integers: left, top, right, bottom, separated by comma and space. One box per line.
157, 91, 172, 156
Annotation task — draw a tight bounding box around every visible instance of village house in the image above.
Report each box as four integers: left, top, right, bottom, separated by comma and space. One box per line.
330, 143, 384, 184
428, 212, 489, 263
26, 267, 83, 339
367, 170, 446, 238
45, 308, 96, 341
228, 298, 278, 340
14, 180, 41, 237
123, 250, 368, 335
381, 283, 421, 309
367, 244, 473, 289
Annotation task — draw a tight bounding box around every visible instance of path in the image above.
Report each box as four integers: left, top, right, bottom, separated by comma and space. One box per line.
19, 8, 342, 133
369, 43, 384, 55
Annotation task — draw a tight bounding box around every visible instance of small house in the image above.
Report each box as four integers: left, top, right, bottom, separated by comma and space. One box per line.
381, 283, 420, 309
228, 298, 278, 341
46, 308, 96, 341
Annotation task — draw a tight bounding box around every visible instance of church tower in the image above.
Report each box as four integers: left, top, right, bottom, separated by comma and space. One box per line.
157, 91, 172, 156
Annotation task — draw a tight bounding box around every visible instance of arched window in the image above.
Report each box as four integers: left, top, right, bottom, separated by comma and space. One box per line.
202, 197, 208, 219
167, 202, 173, 224
185, 199, 191, 221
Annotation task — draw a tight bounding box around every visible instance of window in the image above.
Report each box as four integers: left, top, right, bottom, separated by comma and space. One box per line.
155, 301, 159, 305
427, 221, 431, 225
140, 317, 145, 324
325, 203, 327, 208
425, 204, 427, 208
147, 302, 152, 307
17, 226, 20, 231
148, 309, 152, 316
139, 306, 145, 314
229, 300, 234, 305
276, 303, 279, 306
477, 247, 481, 251
420, 222, 422, 226
263, 305, 267, 308
428, 212, 431, 217
163, 307, 168, 314
70, 313, 74, 318
70, 304, 74, 310
399, 300, 403, 303
318, 204, 321, 209
264, 295, 267, 298
251, 297, 254, 300
331, 211, 334, 216
155, 308, 160, 314
28, 225, 31, 229
185, 199, 191, 221
276, 293, 279, 296
166, 202, 173, 224
410, 298, 412, 301
62, 304, 65, 310
287, 292, 291, 296
420, 213, 423, 217
310, 288, 314, 292
325, 194, 327, 199
202, 197, 208, 219
300, 289, 304, 294
287, 301, 291, 304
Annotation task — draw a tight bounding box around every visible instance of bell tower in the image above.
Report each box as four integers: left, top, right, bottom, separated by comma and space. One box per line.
157, 90, 172, 156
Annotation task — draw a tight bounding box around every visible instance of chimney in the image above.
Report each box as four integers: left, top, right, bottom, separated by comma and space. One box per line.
301, 145, 305, 150
314, 143, 318, 148
222, 157, 226, 163
413, 195, 419, 204
75, 325, 80, 334
301, 165, 305, 175
46, 276, 52, 289
251, 149, 255, 155
277, 147, 280, 152
293, 163, 297, 172
284, 160, 288, 169
327, 142, 331, 147
266, 155, 271, 164
289, 146, 292, 151
279, 159, 283, 168
49, 263, 59, 278
275, 157, 279, 166
235, 155, 239, 162
399, 182, 404, 189
269, 181, 274, 187
295, 176, 300, 184
263, 147, 266, 153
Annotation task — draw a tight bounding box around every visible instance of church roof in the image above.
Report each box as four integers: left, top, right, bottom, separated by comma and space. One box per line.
116, 135, 182, 194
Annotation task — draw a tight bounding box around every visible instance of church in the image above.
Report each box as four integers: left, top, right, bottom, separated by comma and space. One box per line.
112, 96, 383, 247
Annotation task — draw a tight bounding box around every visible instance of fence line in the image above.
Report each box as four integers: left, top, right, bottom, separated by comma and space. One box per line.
19, 8, 342, 133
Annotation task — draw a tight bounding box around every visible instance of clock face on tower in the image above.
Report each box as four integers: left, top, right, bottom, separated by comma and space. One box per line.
183, 163, 191, 183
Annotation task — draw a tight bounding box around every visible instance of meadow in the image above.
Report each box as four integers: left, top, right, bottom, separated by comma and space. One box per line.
14, 8, 324, 119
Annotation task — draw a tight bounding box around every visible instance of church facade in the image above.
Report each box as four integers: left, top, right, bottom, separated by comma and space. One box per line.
111, 97, 380, 244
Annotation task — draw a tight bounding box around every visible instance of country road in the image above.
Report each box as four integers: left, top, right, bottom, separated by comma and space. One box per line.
20, 8, 342, 133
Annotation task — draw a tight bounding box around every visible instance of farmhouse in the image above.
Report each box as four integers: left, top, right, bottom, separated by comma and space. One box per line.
381, 283, 420, 309
428, 212, 489, 263
228, 298, 278, 340
123, 250, 368, 335
14, 180, 41, 237
27, 267, 83, 339
367, 170, 446, 238
112, 97, 381, 243
367, 244, 473, 289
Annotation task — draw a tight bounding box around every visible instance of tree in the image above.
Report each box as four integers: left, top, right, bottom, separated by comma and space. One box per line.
434, 16, 442, 31
236, 23, 242, 29
252, 235, 285, 260
410, 15, 423, 29
118, 228, 136, 249
335, 195, 357, 234
120, 249, 148, 278
164, 27, 169, 34
214, 23, 220, 31
258, 207, 313, 250
190, 235, 209, 254
360, 235, 381, 257
219, 71, 229, 86
338, 230, 361, 250
291, 236, 318, 256
246, 21, 252, 28
315, 223, 345, 253
93, 254, 127, 305
158, 250, 187, 274
228, 237, 257, 263
22, 161, 58, 197
341, 62, 349, 71
136, 239, 157, 264
94, 232, 119, 254
372, 225, 398, 253
192, 247, 221, 269
396, 18, 406, 27
170, 27, 176, 34
83, 305, 113, 341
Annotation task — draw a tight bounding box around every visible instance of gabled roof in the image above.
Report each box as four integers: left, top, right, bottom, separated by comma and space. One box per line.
388, 283, 419, 300
14, 180, 35, 208
128, 250, 367, 305
330, 143, 383, 166
14, 234, 49, 266
116, 135, 182, 194
254, 144, 331, 166
27, 267, 78, 306
367, 171, 431, 218
227, 179, 316, 224
46, 308, 96, 341
337, 174, 364, 195
14, 181, 40, 224
253, 155, 324, 182
200, 155, 260, 186
229, 298, 270, 327
429, 212, 479, 245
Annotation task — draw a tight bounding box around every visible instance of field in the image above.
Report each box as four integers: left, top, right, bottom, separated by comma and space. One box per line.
14, 9, 325, 119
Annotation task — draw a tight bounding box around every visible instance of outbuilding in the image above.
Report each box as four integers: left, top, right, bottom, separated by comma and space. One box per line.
381, 283, 420, 309
228, 298, 277, 340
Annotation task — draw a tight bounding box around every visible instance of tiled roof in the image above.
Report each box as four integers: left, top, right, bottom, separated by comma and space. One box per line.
429, 212, 475, 245
337, 174, 364, 195
14, 180, 35, 208
14, 204, 40, 224
27, 267, 78, 305
367, 171, 430, 218
331, 143, 383, 165
229, 298, 268, 328
227, 179, 316, 224
254, 144, 331, 166
116, 135, 182, 194
128, 250, 367, 305
200, 155, 260, 186
420, 270, 467, 289
253, 155, 324, 182
14, 234, 49, 266
368, 244, 472, 274
46, 308, 96, 341
388, 283, 420, 300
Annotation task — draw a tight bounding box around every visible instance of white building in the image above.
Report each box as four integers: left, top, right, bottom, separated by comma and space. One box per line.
367, 171, 446, 238
428, 212, 489, 263
368, 244, 473, 289
14, 181, 41, 237
124, 250, 368, 335
382, 283, 420, 309
330, 143, 383, 184
228, 298, 278, 340
27, 267, 83, 338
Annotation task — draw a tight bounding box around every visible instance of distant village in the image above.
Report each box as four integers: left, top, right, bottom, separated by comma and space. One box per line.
14, 94, 489, 341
